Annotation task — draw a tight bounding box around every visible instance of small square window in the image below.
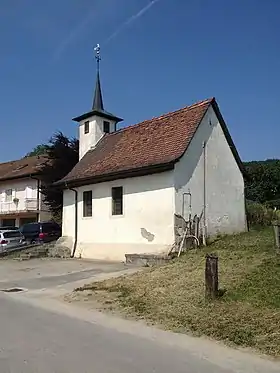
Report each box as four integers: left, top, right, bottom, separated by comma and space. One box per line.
84, 121, 89, 134
83, 190, 92, 217
112, 187, 123, 215
103, 121, 110, 134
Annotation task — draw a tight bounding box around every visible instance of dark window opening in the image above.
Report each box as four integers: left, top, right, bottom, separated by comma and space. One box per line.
42, 222, 60, 233
84, 121, 89, 134
83, 191, 92, 217
103, 121, 110, 133
2, 218, 16, 227
112, 187, 123, 215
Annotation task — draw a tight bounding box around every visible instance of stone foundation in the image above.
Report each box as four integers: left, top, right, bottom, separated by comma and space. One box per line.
48, 236, 73, 258
174, 214, 188, 250
125, 253, 171, 266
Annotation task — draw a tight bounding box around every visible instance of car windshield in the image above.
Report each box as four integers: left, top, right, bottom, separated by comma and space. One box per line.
3, 231, 22, 238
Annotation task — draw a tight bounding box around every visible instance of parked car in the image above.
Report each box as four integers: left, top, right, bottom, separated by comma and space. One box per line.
0, 229, 26, 252
0, 226, 19, 231
19, 221, 61, 244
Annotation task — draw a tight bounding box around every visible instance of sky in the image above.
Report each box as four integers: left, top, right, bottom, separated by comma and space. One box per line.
0, 0, 279, 162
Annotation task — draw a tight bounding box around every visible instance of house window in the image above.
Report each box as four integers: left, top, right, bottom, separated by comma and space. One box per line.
83, 190, 92, 217
103, 121, 110, 133
84, 121, 89, 134
5, 189, 12, 202
112, 187, 123, 215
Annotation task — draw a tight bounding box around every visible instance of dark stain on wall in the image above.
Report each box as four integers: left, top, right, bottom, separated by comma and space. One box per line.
141, 228, 155, 242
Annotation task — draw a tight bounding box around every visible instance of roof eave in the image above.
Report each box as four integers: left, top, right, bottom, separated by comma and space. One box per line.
166, 98, 245, 177
0, 171, 42, 183
211, 100, 245, 176
55, 161, 175, 189
170, 99, 214, 164
72, 110, 123, 123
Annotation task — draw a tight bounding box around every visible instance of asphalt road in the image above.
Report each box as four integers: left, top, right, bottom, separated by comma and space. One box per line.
0, 258, 279, 373
1, 293, 279, 373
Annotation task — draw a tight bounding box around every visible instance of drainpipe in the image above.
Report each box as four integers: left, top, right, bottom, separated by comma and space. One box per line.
65, 182, 78, 258
202, 141, 207, 246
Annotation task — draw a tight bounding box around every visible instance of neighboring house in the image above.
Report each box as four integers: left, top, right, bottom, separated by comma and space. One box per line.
57, 70, 246, 261
0, 155, 52, 227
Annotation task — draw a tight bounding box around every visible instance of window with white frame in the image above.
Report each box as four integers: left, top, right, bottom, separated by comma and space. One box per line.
5, 189, 12, 202
83, 190, 92, 217
84, 121, 89, 134
112, 186, 123, 215
103, 121, 110, 134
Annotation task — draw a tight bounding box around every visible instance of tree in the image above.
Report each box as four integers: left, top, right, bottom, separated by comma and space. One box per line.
25, 144, 48, 157
244, 159, 280, 208
39, 132, 79, 222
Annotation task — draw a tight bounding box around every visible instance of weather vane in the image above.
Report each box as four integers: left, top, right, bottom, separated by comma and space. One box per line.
94, 43, 101, 71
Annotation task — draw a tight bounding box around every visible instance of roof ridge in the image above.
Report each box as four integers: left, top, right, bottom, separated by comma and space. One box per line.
105, 97, 214, 138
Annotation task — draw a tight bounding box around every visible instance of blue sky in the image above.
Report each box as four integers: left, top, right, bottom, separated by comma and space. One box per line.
1, 0, 279, 162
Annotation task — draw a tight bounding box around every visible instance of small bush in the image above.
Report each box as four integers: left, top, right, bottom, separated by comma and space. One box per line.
246, 201, 280, 227
265, 199, 280, 210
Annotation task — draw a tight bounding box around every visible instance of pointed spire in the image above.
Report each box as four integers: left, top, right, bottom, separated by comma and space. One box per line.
92, 71, 104, 111
92, 44, 104, 111
72, 43, 123, 124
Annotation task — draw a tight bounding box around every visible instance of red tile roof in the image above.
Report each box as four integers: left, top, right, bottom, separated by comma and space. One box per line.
0, 155, 48, 182
61, 98, 217, 186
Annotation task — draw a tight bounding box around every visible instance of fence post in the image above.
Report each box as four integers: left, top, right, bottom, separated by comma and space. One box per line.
272, 223, 280, 252
205, 254, 219, 299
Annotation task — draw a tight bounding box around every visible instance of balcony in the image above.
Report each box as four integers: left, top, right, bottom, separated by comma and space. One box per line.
0, 198, 39, 215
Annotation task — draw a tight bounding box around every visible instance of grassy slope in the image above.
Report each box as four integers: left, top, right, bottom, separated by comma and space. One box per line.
75, 228, 280, 356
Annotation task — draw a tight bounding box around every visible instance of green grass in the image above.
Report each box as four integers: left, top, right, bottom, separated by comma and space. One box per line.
74, 228, 280, 356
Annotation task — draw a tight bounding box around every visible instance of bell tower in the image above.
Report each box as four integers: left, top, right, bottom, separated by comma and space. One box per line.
73, 44, 123, 160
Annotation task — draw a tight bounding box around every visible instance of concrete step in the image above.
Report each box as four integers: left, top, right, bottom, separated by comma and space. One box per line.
125, 253, 171, 266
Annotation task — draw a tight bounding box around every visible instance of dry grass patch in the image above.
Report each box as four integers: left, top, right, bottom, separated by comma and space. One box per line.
73, 228, 280, 356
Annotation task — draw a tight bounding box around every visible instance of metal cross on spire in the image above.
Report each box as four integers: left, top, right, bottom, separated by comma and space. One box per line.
94, 43, 101, 72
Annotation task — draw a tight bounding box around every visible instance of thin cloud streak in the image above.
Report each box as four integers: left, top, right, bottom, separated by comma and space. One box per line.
52, 6, 97, 62
103, 0, 161, 46
51, 0, 161, 61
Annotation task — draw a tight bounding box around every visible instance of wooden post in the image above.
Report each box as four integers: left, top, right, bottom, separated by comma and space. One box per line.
205, 254, 218, 299
272, 223, 280, 251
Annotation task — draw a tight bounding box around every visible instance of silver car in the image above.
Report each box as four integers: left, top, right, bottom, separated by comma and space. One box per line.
0, 229, 26, 252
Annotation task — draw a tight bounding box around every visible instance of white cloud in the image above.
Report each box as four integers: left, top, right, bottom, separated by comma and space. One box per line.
51, 0, 162, 61
103, 0, 162, 45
